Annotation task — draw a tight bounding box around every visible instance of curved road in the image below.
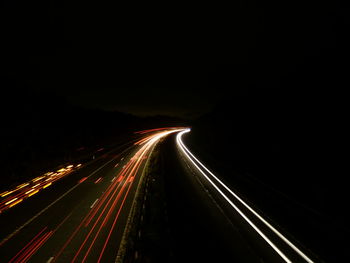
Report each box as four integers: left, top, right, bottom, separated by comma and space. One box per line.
159, 129, 318, 263
0, 128, 183, 263
0, 127, 318, 263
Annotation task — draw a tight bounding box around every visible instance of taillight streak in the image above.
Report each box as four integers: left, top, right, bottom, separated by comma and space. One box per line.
8, 227, 47, 263
49, 128, 185, 262
53, 159, 136, 262
96, 158, 144, 262
18, 231, 53, 263
86, 138, 150, 263
74, 134, 156, 262
71, 162, 138, 262
8, 227, 52, 263
84, 160, 134, 227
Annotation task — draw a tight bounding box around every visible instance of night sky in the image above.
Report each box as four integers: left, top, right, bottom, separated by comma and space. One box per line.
1, 1, 348, 118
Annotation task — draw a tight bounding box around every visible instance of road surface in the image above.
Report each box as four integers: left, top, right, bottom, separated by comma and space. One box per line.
0, 128, 183, 263
158, 129, 318, 263
0, 127, 320, 263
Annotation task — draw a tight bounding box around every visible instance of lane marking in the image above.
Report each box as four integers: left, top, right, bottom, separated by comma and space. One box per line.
90, 199, 99, 209
0, 155, 118, 247
115, 130, 184, 263
94, 177, 103, 184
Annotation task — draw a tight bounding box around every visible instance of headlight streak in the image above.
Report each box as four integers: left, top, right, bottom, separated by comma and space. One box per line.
176, 129, 315, 263
32, 176, 45, 183
42, 183, 52, 189
0, 163, 82, 213
16, 183, 30, 189
0, 148, 129, 259
1, 191, 14, 198
8, 199, 23, 208
25, 189, 35, 195
5, 198, 18, 206
27, 190, 39, 197
2, 129, 185, 262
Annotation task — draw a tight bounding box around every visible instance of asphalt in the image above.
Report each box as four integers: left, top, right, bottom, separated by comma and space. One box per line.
0, 129, 325, 263
160, 133, 318, 263
160, 135, 264, 262
0, 138, 153, 263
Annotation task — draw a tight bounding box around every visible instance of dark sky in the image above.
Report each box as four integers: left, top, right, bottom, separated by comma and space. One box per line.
1, 1, 348, 118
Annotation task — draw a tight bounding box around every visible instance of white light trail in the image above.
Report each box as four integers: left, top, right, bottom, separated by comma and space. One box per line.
90, 199, 99, 209
176, 129, 314, 263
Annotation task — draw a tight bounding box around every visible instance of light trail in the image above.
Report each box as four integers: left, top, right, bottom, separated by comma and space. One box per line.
9, 199, 23, 208
0, 163, 83, 213
51, 128, 185, 263
7, 227, 52, 263
78, 177, 87, 184
72, 128, 184, 262
5, 198, 18, 205
90, 199, 99, 209
176, 129, 315, 263
2, 128, 186, 263
134, 127, 186, 135
43, 183, 52, 189
0, 154, 121, 249
27, 190, 39, 197
1, 191, 14, 198
94, 177, 103, 184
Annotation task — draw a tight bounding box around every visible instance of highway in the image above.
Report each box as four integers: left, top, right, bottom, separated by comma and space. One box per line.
0, 128, 184, 263
159, 129, 319, 263
0, 127, 320, 263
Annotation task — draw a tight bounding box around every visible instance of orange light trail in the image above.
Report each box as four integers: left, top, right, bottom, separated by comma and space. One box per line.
27, 190, 39, 197
16, 183, 30, 189
3, 128, 186, 262
1, 191, 13, 197
43, 183, 52, 189
5, 198, 18, 205
25, 189, 35, 194
0, 162, 82, 213
32, 176, 45, 182
9, 199, 22, 208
